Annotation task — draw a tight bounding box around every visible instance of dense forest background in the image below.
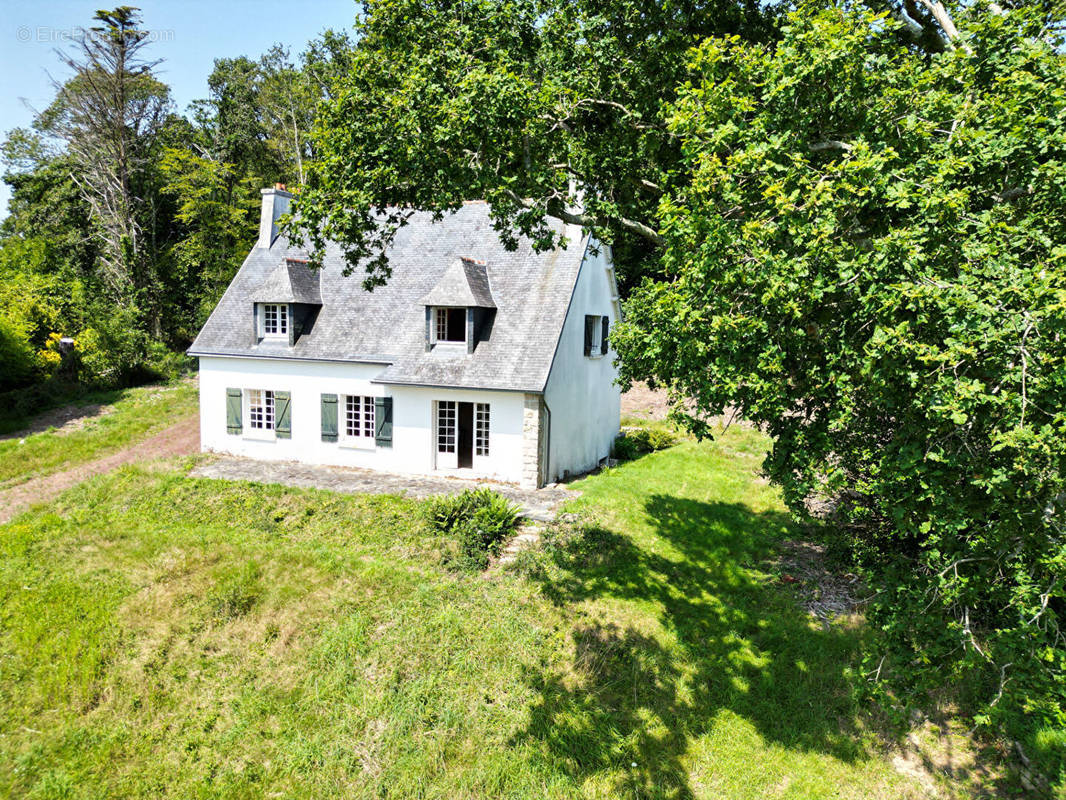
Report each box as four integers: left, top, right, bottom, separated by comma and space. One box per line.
0, 7, 347, 405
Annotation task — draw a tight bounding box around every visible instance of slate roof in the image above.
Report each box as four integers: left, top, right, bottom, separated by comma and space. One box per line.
188, 203, 587, 393
419, 257, 495, 308
251, 258, 322, 304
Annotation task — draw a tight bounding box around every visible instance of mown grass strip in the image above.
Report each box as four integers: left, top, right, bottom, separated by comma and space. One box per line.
0, 380, 198, 488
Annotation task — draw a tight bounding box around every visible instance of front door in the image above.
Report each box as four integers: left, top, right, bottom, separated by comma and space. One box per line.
457, 402, 474, 468
436, 400, 475, 470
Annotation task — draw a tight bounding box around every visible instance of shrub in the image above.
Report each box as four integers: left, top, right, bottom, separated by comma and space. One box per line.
425, 488, 520, 570
611, 427, 677, 461
0, 314, 37, 392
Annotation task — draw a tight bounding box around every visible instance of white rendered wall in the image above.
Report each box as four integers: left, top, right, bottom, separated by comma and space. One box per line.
198, 356, 527, 483
543, 237, 622, 482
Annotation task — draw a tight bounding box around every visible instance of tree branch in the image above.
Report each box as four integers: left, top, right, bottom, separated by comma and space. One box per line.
809, 140, 854, 153
502, 188, 663, 245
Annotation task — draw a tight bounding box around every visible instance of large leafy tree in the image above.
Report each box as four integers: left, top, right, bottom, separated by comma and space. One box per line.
614, 2, 1066, 779
293, 0, 780, 286
161, 37, 342, 335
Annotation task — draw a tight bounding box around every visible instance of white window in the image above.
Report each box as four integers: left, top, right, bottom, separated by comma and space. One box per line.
248, 389, 275, 431
344, 395, 375, 442
437, 400, 456, 453
434, 307, 466, 343
584, 314, 606, 357
475, 403, 490, 457
263, 304, 288, 337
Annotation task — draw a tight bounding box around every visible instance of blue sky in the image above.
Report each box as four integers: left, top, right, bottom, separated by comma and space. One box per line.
0, 0, 358, 217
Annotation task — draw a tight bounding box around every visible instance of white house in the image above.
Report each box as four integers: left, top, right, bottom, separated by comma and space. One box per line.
188, 186, 621, 489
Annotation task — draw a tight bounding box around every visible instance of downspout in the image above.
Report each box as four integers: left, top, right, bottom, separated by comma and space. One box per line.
541, 395, 552, 487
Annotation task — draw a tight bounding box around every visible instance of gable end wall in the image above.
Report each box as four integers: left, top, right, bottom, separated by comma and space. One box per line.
541, 237, 622, 483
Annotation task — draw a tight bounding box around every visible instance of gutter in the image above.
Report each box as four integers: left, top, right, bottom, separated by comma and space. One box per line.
188, 350, 394, 366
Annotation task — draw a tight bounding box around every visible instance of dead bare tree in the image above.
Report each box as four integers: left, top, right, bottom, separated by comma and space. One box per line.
41, 6, 171, 328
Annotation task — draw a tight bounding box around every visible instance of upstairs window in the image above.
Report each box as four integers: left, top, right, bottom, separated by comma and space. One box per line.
434, 307, 466, 343
584, 315, 609, 357
263, 304, 288, 337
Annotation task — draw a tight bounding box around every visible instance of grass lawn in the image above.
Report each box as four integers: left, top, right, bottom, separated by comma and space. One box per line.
0, 380, 198, 489
0, 424, 944, 799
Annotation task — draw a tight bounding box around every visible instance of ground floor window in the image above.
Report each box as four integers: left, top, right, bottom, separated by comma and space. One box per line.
437, 400, 456, 453
345, 395, 375, 440
475, 403, 490, 456
248, 389, 275, 430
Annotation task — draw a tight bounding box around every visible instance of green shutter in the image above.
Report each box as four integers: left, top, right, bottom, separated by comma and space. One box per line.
375, 396, 393, 448
583, 315, 594, 356
275, 391, 291, 439
226, 388, 242, 435
601, 316, 609, 355
321, 393, 338, 442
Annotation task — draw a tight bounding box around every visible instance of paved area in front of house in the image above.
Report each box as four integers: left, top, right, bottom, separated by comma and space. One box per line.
190, 455, 576, 521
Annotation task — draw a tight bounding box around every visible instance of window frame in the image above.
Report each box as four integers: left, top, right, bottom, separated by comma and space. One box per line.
433, 307, 467, 344
341, 394, 377, 448
245, 388, 276, 439
585, 314, 603, 358
475, 402, 490, 457
436, 400, 457, 454
261, 303, 289, 339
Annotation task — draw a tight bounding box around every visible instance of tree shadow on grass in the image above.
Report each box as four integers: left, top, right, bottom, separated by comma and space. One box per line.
515, 494, 870, 799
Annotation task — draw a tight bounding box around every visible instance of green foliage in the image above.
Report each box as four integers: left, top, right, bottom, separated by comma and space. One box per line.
159, 146, 261, 332
611, 427, 677, 461
425, 487, 520, 570
614, 3, 1066, 779
0, 315, 37, 392
0, 8, 336, 394
293, 0, 780, 286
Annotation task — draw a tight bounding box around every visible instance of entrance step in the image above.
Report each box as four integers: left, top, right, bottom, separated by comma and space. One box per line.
497, 524, 543, 565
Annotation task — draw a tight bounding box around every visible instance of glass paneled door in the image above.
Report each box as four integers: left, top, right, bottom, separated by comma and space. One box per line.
436, 400, 480, 470
436, 400, 458, 469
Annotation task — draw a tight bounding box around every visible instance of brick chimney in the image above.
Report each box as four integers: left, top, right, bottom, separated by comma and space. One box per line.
258, 184, 292, 249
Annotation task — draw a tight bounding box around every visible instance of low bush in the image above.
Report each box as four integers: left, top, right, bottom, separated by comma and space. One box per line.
425, 488, 520, 570
611, 427, 677, 461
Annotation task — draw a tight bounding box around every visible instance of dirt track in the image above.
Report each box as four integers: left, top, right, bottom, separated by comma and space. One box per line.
0, 415, 200, 524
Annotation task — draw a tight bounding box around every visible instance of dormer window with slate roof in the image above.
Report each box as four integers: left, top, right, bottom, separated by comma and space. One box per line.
252, 257, 322, 346
419, 257, 496, 354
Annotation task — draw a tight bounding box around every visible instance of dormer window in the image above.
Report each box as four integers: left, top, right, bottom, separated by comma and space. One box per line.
263, 304, 288, 337
434, 307, 466, 344
420, 257, 496, 354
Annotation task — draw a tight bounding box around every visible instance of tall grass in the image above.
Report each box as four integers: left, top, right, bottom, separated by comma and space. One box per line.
0, 425, 956, 798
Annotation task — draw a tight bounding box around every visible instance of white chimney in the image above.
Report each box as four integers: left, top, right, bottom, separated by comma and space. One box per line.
258, 183, 292, 249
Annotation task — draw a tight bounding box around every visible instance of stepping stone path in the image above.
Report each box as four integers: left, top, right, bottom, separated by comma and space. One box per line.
497, 523, 544, 566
